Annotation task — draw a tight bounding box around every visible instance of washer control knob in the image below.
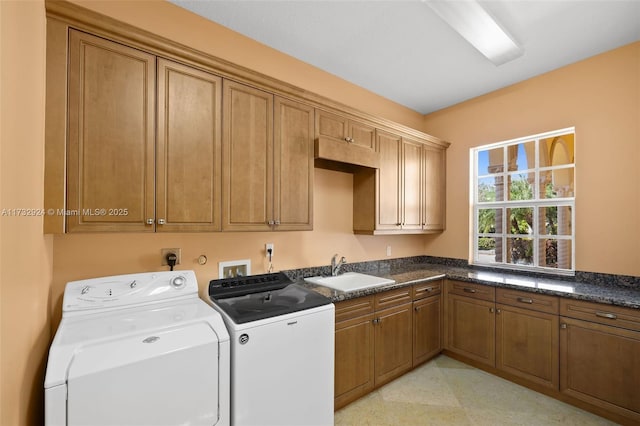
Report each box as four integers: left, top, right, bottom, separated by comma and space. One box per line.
171, 275, 186, 289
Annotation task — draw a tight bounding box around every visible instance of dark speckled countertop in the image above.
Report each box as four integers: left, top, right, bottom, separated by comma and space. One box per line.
291, 259, 640, 310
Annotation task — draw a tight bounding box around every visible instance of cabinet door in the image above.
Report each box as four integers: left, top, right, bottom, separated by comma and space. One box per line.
335, 313, 375, 410
376, 131, 402, 230
67, 30, 155, 232
156, 59, 222, 232
348, 120, 375, 152
413, 295, 442, 366
445, 293, 495, 367
560, 317, 640, 422
222, 81, 274, 231
316, 110, 347, 141
496, 304, 559, 389
273, 97, 314, 230
374, 303, 413, 387
402, 138, 423, 230
422, 145, 446, 231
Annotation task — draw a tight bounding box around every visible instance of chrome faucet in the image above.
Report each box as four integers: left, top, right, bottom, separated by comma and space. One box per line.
331, 254, 347, 276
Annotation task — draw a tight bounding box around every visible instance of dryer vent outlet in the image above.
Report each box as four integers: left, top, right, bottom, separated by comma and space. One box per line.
161, 248, 181, 266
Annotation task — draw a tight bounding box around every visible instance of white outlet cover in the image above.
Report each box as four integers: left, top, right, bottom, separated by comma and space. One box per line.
219, 259, 251, 279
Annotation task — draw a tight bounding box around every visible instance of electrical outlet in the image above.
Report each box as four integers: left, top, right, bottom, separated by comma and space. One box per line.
386, 245, 392, 257
161, 248, 181, 266
265, 243, 274, 258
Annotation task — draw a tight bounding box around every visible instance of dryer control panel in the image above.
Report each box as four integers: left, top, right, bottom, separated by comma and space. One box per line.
62, 270, 198, 317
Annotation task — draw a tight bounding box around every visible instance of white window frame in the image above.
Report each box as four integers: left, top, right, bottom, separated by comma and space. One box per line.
470, 127, 576, 275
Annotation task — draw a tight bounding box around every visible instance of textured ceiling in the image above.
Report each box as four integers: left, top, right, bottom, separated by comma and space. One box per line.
168, 0, 640, 114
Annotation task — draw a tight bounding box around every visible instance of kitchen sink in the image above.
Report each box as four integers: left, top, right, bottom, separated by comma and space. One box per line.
304, 272, 395, 292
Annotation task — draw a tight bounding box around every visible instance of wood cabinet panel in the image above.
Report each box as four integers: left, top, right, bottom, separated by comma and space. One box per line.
560, 317, 640, 422
348, 120, 375, 151
67, 30, 156, 232
376, 131, 402, 230
402, 138, 423, 230
422, 145, 446, 231
447, 280, 496, 302
335, 312, 375, 410
335, 296, 374, 323
560, 299, 640, 332
222, 80, 274, 231
496, 304, 559, 389
445, 292, 495, 367
496, 288, 559, 315
374, 287, 412, 310
374, 303, 413, 387
413, 295, 442, 366
273, 97, 314, 230
156, 58, 222, 232
413, 280, 442, 300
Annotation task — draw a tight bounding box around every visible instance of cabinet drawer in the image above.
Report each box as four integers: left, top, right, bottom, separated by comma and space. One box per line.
413, 280, 442, 300
446, 280, 495, 302
496, 288, 559, 314
335, 296, 374, 323
374, 287, 412, 310
560, 299, 640, 332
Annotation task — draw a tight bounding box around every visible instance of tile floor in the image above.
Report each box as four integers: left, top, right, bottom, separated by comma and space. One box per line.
334, 355, 618, 425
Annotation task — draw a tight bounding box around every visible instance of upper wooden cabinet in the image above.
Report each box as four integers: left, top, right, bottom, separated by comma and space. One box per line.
44, 4, 449, 233
222, 80, 313, 231
316, 110, 375, 151
314, 110, 379, 169
65, 30, 222, 232
353, 130, 447, 235
66, 30, 156, 232
156, 58, 222, 232
422, 145, 446, 232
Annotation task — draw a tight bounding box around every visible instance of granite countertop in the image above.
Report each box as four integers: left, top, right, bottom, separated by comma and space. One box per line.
296, 263, 640, 310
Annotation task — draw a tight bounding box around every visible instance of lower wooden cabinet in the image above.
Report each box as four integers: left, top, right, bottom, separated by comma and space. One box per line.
445, 281, 562, 388
560, 300, 640, 423
413, 281, 442, 367
334, 305, 375, 409
374, 302, 413, 387
496, 304, 559, 389
334, 284, 442, 409
445, 292, 496, 367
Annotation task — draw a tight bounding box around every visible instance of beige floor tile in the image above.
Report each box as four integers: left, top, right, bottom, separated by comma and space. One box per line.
378, 362, 460, 407
334, 355, 619, 426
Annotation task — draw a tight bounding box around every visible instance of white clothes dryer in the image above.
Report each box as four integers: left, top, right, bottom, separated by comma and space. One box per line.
44, 270, 230, 426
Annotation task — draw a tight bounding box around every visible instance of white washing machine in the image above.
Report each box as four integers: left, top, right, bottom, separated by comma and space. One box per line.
44, 270, 230, 426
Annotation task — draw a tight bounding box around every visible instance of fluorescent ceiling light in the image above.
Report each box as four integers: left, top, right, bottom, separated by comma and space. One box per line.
424, 0, 523, 66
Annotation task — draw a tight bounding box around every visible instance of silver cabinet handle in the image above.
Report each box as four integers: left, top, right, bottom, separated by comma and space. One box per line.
157, 218, 166, 225
596, 312, 618, 320
424, 287, 434, 292
414, 306, 420, 312
517, 297, 534, 304
146, 218, 154, 225
489, 307, 495, 313
268, 220, 275, 225
560, 323, 568, 329
275, 220, 280, 225
463, 287, 477, 294
496, 308, 501, 314
372, 318, 381, 325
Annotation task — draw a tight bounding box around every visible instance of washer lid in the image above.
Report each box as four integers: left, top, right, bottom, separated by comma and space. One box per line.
211, 283, 332, 324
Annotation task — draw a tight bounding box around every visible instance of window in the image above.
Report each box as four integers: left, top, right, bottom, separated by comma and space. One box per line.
471, 128, 575, 274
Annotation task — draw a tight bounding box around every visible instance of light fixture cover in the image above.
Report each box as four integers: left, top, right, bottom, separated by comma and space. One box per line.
425, 0, 523, 66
